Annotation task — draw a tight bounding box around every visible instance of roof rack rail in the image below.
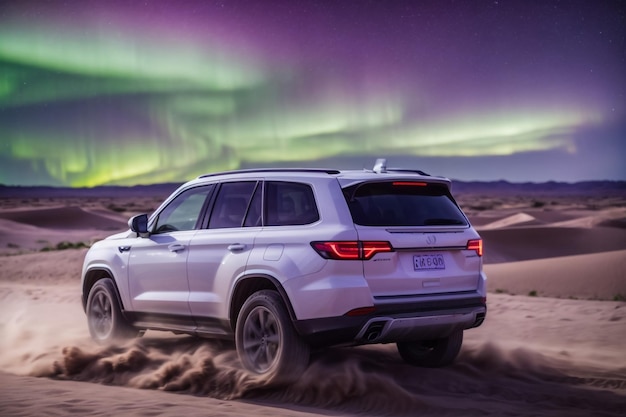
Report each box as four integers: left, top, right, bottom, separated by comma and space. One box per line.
198, 168, 340, 178
386, 168, 431, 176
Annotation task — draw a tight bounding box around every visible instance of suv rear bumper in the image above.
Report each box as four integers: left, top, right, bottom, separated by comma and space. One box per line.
293, 299, 486, 347
355, 305, 485, 343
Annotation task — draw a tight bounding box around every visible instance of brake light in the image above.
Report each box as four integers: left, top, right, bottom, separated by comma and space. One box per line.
311, 241, 360, 260
345, 306, 376, 316
392, 181, 427, 187
362, 241, 393, 259
311, 241, 393, 260
467, 239, 483, 257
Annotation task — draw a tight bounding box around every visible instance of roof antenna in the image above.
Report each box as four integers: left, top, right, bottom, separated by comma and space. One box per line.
373, 158, 387, 174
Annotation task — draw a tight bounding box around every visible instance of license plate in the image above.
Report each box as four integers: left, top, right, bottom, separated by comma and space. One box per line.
414, 254, 445, 270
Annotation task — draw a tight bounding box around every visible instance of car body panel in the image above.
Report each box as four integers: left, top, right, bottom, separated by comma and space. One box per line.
127, 230, 195, 315
187, 227, 257, 319
81, 164, 487, 349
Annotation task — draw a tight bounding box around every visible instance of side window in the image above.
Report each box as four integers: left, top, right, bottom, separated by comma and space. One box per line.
265, 181, 319, 226
209, 182, 257, 229
153, 185, 214, 234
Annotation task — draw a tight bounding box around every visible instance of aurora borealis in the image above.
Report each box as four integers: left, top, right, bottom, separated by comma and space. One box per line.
0, 1, 624, 187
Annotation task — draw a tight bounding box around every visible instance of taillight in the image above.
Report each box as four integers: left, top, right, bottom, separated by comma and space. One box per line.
311, 241, 393, 260
362, 241, 393, 259
467, 239, 483, 257
311, 241, 360, 260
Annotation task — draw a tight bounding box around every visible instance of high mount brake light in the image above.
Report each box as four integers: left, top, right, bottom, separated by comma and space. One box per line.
311, 241, 393, 260
467, 239, 483, 257
392, 181, 427, 187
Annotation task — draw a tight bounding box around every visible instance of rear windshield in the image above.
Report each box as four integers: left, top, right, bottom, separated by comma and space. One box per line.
343, 181, 468, 227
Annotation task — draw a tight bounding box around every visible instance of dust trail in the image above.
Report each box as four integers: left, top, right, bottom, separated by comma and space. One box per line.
47, 338, 258, 400
1, 294, 625, 416
33, 338, 626, 416
44, 338, 428, 415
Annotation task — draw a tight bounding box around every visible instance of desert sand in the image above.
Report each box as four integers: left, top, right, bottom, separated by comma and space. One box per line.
0, 187, 625, 416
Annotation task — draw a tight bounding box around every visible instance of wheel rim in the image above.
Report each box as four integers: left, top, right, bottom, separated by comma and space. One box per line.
242, 306, 281, 373
89, 289, 113, 339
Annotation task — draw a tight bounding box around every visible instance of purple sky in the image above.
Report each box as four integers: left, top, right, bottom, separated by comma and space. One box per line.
0, 0, 624, 186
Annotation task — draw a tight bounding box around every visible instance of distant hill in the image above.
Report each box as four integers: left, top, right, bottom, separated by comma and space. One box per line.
0, 183, 182, 199
1, 180, 625, 198
451, 180, 626, 196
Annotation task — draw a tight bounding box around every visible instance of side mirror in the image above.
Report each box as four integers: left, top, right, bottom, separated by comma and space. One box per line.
128, 214, 149, 237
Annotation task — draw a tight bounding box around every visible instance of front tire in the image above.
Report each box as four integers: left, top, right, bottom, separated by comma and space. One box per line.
235, 290, 310, 383
86, 278, 137, 343
397, 330, 463, 367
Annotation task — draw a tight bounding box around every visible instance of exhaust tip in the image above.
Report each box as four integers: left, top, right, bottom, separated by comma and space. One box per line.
472, 312, 486, 328
363, 320, 387, 342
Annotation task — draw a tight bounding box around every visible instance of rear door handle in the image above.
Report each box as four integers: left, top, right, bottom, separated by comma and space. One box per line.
228, 243, 246, 252
168, 243, 186, 253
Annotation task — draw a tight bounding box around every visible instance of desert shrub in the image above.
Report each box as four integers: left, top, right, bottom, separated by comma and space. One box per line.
528, 290, 538, 297
41, 241, 89, 251
107, 204, 127, 213
468, 204, 494, 211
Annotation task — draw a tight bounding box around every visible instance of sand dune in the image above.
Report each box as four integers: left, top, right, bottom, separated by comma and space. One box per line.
0, 206, 127, 253
0, 190, 625, 416
481, 226, 626, 263
0, 206, 127, 230
485, 249, 626, 299
478, 212, 537, 229
550, 207, 626, 228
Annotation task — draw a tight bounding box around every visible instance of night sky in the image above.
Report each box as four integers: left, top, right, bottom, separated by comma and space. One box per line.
1, 0, 624, 187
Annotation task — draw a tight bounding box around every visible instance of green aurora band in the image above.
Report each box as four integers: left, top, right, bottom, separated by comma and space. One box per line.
0, 4, 622, 186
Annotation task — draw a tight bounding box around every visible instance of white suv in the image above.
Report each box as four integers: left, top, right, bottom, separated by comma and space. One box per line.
81, 159, 486, 382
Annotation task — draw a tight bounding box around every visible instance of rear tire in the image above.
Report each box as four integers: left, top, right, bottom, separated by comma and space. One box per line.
86, 278, 137, 343
397, 330, 463, 367
236, 290, 310, 383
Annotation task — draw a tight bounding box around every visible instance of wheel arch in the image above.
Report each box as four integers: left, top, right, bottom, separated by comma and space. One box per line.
82, 267, 126, 312
229, 274, 297, 331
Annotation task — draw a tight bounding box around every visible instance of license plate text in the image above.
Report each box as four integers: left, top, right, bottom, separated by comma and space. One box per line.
414, 254, 446, 270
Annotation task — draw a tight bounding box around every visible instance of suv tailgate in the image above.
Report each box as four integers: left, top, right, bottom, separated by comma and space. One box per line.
356, 225, 482, 297
343, 180, 482, 298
